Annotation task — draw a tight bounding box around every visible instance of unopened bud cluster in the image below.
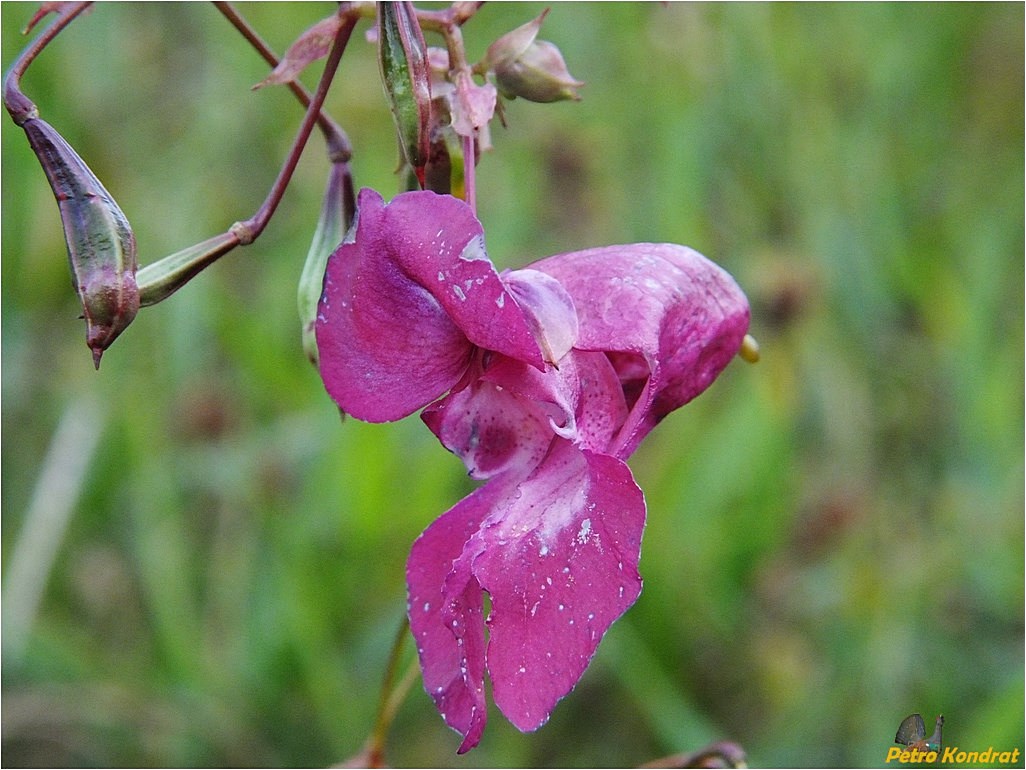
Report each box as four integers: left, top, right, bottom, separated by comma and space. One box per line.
480, 10, 583, 103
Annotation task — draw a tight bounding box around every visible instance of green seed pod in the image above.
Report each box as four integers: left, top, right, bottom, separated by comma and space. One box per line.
23, 117, 139, 368
377, 1, 431, 186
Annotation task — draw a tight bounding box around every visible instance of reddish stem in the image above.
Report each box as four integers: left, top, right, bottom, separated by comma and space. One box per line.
213, 1, 353, 163
230, 9, 357, 244
3, 2, 93, 125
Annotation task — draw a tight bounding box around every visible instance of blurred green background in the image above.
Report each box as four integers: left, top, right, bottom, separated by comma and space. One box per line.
2, 3, 1023, 767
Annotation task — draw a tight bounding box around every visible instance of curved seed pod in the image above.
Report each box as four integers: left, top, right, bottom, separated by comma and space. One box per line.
22, 117, 138, 368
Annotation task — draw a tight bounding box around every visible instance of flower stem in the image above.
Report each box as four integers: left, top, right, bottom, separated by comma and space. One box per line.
638, 741, 748, 768
362, 614, 420, 767
3, 2, 93, 125
463, 133, 477, 214
230, 8, 356, 245
214, 1, 353, 163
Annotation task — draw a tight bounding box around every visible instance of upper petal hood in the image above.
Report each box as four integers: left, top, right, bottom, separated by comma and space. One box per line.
316, 189, 544, 421
530, 244, 750, 457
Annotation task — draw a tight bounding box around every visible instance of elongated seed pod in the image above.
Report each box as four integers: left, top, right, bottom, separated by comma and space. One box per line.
378, 1, 431, 187
22, 117, 139, 367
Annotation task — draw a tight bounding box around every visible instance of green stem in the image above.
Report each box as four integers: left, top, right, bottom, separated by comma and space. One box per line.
364, 615, 419, 767
137, 232, 240, 306
137, 5, 358, 301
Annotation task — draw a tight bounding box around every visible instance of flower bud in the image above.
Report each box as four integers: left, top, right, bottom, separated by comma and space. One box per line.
493, 40, 583, 103
483, 10, 583, 103
298, 162, 353, 366
22, 117, 139, 367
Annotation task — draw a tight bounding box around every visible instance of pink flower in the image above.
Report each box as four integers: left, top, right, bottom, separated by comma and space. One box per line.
316, 188, 750, 752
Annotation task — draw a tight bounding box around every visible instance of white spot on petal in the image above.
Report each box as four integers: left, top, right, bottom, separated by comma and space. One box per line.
576, 518, 592, 545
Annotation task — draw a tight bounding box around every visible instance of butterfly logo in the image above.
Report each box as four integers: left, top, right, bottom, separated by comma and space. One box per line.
895, 713, 945, 753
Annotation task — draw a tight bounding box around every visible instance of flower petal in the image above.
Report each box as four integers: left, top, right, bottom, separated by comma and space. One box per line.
407, 476, 517, 753
502, 268, 579, 364
316, 189, 542, 421
450, 74, 497, 137
471, 442, 645, 733
531, 244, 750, 457
379, 190, 544, 366
421, 361, 556, 480
316, 189, 471, 420
568, 350, 629, 452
